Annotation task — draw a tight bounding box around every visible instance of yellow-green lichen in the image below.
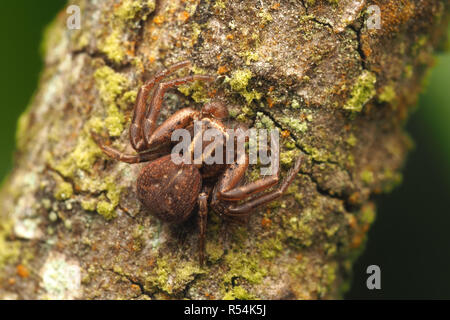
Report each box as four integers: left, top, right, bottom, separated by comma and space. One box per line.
99, 30, 126, 64
258, 236, 283, 259
96, 201, 117, 220
206, 240, 225, 263
94, 65, 128, 102
346, 133, 357, 147
178, 80, 210, 103
343, 71, 377, 112
378, 84, 397, 104
229, 69, 252, 91
0, 219, 20, 268
303, 145, 332, 162
213, 0, 227, 10
290, 99, 301, 109
258, 8, 273, 25
240, 50, 260, 65
359, 203, 376, 225
254, 112, 275, 129
223, 250, 267, 285
223, 286, 255, 300
280, 150, 299, 167
81, 199, 97, 212
278, 117, 308, 135
96, 177, 122, 220
145, 257, 204, 294
226, 69, 262, 104
54, 181, 73, 201
53, 134, 103, 178
284, 213, 315, 248
115, 0, 156, 21
94, 66, 129, 137
360, 170, 374, 185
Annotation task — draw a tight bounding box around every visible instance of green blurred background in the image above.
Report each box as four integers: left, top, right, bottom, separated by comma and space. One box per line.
0, 1, 449, 299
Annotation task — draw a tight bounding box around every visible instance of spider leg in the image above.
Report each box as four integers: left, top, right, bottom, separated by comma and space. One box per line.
225, 154, 303, 215
214, 144, 279, 201
197, 189, 210, 266
91, 133, 169, 164
146, 107, 200, 150
143, 75, 215, 149
130, 60, 191, 152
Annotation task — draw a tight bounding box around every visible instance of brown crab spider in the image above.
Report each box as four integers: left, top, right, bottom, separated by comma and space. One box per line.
92, 61, 303, 266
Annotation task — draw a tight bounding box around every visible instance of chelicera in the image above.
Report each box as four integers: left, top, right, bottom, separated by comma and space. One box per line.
92, 61, 303, 266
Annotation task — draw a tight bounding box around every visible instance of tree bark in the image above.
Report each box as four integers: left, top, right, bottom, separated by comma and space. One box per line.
0, 0, 448, 300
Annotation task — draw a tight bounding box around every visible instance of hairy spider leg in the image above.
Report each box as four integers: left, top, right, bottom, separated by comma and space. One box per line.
223, 154, 303, 216
130, 60, 191, 152
197, 189, 210, 266
91, 107, 201, 164
143, 75, 215, 149
91, 132, 170, 164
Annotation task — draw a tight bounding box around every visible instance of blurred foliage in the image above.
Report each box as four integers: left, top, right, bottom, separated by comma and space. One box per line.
0, 1, 448, 299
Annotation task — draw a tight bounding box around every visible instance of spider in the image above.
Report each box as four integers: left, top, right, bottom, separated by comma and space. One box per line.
92, 61, 303, 265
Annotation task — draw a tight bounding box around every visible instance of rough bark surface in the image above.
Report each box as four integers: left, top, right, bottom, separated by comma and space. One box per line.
0, 0, 448, 300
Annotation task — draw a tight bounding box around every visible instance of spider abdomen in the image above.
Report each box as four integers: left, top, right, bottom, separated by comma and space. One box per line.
137, 155, 202, 223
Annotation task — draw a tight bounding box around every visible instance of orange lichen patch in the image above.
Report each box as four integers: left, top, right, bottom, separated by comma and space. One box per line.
217, 65, 229, 74
295, 253, 303, 261
147, 257, 156, 267
208, 89, 217, 98
179, 11, 190, 22
351, 234, 363, 249
271, 3, 280, 10
16, 264, 30, 278
348, 192, 362, 206
226, 34, 234, 40
126, 41, 136, 57
148, 56, 156, 64
267, 97, 274, 108
204, 292, 215, 300
268, 86, 274, 93
153, 15, 165, 25
281, 130, 290, 138
261, 217, 272, 228
8, 278, 16, 285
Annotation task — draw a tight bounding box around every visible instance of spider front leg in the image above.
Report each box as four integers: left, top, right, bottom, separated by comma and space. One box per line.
130, 60, 191, 152
91, 108, 200, 164
91, 132, 170, 164
143, 75, 215, 149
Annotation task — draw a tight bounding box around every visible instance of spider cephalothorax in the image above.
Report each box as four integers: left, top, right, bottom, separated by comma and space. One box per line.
92, 61, 303, 265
